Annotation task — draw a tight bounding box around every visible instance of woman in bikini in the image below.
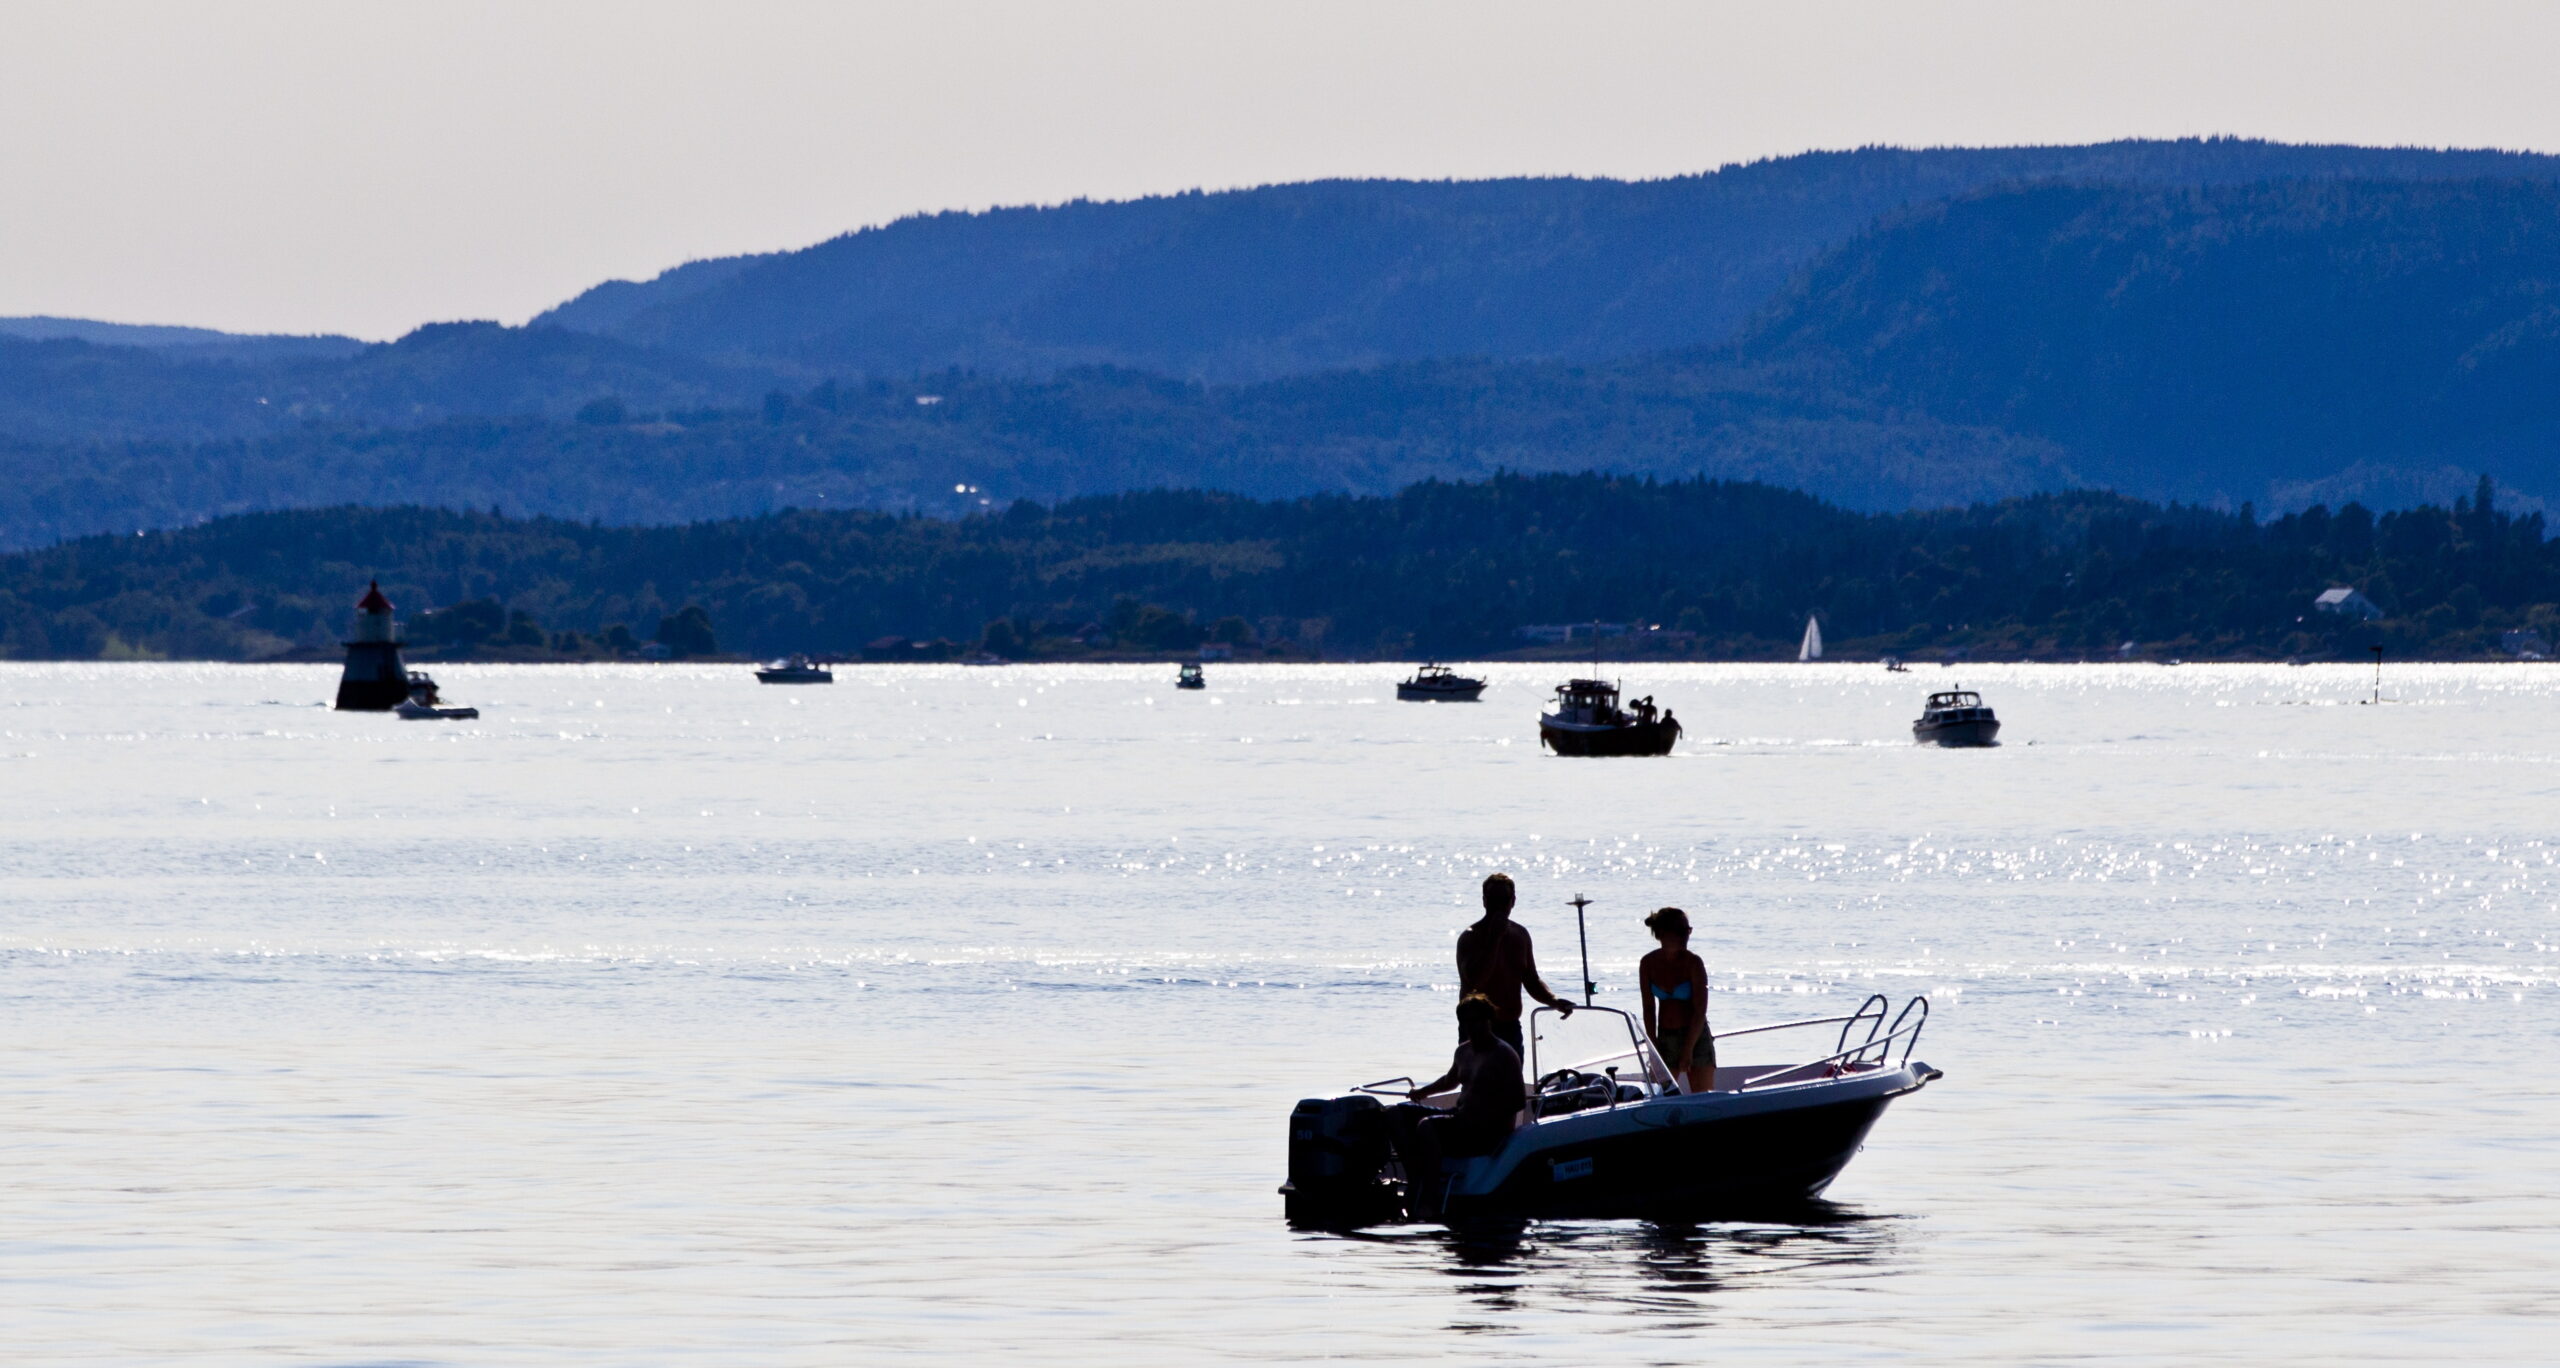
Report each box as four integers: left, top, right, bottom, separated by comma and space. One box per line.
1639, 906, 1715, 1092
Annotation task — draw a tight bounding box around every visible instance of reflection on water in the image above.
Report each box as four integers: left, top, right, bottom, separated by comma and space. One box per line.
8, 663, 2560, 1363
1315, 1203, 1903, 1333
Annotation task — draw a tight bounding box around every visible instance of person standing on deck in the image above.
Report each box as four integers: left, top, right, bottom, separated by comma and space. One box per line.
1639, 906, 1715, 1092
1454, 873, 1573, 1061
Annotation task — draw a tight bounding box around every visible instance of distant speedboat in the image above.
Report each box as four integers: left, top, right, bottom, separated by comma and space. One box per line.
394, 672, 478, 720
1176, 662, 1207, 690
1883, 656, 1910, 673
1397, 663, 1485, 701
1539, 678, 1679, 756
1912, 689, 2000, 747
756, 654, 834, 684
1282, 994, 1940, 1226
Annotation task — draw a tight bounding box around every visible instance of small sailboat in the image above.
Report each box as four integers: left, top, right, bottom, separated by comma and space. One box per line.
1798, 615, 1823, 662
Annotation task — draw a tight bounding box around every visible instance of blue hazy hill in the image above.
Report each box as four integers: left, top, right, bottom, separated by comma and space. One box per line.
533, 139, 2560, 381
9, 141, 2560, 545
1734, 177, 2560, 507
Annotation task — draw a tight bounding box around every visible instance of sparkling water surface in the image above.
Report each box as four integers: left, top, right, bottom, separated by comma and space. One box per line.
4, 662, 2557, 1363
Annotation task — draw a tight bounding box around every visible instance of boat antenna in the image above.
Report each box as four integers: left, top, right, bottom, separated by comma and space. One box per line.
2370, 644, 2384, 705
1569, 893, 1596, 1005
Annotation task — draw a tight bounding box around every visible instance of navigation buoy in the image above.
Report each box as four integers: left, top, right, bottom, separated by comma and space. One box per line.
333, 580, 410, 711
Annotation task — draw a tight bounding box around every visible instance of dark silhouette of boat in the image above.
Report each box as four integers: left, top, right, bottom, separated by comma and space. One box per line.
1912, 689, 2000, 747
1176, 661, 1206, 690
1396, 663, 1485, 701
756, 654, 834, 684
1282, 994, 1939, 1226
1539, 678, 1679, 756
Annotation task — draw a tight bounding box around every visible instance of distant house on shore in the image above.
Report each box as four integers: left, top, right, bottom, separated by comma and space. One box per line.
2499, 629, 2549, 659
2313, 587, 2384, 621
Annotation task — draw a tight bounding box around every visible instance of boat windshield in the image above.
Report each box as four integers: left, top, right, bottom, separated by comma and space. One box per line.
1924, 691, 1981, 709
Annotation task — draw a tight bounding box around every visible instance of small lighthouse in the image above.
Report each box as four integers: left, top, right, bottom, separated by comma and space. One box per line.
334, 580, 411, 711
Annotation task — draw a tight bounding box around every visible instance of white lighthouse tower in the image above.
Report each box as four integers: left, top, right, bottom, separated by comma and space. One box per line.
334, 580, 411, 710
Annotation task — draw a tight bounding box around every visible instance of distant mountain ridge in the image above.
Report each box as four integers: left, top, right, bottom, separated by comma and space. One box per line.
9, 139, 2560, 546
0, 315, 364, 363
0, 320, 779, 443
532, 139, 2560, 382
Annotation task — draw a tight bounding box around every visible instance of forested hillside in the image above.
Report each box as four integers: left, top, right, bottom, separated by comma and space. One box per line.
1, 473, 2547, 663
0, 362, 2072, 550
536, 139, 2560, 381
0, 322, 778, 444
1736, 178, 2560, 508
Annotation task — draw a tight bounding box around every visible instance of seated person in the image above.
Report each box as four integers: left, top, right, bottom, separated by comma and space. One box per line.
1403, 993, 1529, 1165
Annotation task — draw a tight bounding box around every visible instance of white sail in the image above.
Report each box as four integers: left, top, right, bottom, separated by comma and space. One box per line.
1799, 615, 1823, 661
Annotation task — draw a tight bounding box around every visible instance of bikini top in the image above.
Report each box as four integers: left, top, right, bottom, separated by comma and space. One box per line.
1649, 981, 1694, 1002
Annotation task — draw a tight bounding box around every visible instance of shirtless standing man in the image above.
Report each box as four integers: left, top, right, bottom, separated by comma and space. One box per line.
1454, 873, 1574, 1062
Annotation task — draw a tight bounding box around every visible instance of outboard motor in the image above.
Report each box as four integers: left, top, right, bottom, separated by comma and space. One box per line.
1282, 1094, 1399, 1226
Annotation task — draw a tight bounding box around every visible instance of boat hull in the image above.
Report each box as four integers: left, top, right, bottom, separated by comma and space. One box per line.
1398, 682, 1485, 701
1449, 1093, 1886, 1220
395, 702, 479, 720
1540, 718, 1680, 756
1913, 718, 2000, 747
1286, 1061, 1937, 1227
756, 670, 833, 684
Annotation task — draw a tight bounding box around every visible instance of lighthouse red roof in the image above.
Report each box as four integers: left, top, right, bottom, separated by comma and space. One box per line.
356, 581, 393, 614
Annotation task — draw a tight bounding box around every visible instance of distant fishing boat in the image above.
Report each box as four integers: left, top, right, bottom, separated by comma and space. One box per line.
1798, 616, 1823, 662
1538, 678, 1679, 756
1176, 661, 1207, 690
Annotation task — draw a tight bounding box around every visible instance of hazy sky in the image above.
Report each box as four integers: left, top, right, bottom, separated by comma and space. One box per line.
6, 0, 2559, 339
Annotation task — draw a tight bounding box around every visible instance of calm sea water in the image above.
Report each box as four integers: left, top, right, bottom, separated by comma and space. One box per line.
4, 661, 2557, 1364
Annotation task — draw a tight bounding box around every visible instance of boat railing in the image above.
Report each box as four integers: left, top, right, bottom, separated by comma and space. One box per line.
1361, 995, 1930, 1115
1714, 995, 1931, 1091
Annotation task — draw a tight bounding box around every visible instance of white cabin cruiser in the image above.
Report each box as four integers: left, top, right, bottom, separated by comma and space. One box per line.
1283, 995, 1938, 1225
756, 654, 834, 684
1397, 663, 1487, 701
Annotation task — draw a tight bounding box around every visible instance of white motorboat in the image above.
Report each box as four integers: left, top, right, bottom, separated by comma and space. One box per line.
756, 654, 834, 684
1283, 994, 1939, 1225
394, 672, 478, 720
1913, 689, 2000, 746
1397, 663, 1486, 701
